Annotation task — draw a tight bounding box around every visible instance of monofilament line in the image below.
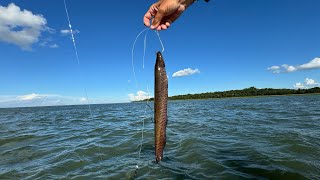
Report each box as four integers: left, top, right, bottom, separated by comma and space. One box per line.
64, 0, 80, 65
132, 28, 165, 176
143, 30, 149, 69
137, 105, 146, 163
131, 28, 149, 176
63, 0, 93, 116
131, 28, 149, 89
156, 30, 165, 53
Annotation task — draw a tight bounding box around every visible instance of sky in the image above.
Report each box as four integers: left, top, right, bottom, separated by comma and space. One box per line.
0, 0, 320, 108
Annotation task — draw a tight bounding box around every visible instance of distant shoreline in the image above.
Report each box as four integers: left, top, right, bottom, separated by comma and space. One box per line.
138, 87, 320, 102
135, 93, 320, 103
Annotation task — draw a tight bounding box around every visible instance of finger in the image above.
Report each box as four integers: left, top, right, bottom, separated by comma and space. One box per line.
151, 6, 166, 29
165, 22, 170, 28
143, 4, 158, 26
156, 18, 170, 31
143, 13, 152, 26
161, 24, 167, 30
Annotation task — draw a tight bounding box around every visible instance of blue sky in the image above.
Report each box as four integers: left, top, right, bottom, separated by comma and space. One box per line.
0, 0, 320, 107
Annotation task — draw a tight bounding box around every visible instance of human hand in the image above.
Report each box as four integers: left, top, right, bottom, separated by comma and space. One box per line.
143, 0, 195, 31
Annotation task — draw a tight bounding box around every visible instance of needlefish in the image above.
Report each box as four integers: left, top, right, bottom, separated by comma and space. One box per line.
154, 51, 168, 163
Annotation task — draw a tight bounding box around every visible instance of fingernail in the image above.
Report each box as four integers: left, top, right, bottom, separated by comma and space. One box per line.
151, 25, 155, 29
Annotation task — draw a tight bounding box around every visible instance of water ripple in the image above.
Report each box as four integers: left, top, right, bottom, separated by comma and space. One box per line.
0, 95, 319, 179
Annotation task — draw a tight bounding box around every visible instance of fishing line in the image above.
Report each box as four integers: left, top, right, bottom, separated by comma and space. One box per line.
132, 29, 165, 177
131, 29, 165, 88
137, 85, 152, 157
143, 30, 149, 69
64, 3, 97, 125
132, 28, 149, 89
145, 85, 154, 114
134, 88, 153, 177
155, 30, 165, 53
62, 0, 93, 164
131, 28, 149, 176
63, 0, 93, 116
63, 0, 80, 65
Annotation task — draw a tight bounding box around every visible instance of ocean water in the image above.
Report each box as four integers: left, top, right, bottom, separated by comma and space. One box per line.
1, 95, 319, 179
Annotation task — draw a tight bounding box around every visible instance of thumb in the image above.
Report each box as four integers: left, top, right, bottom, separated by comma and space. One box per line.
151, 9, 165, 29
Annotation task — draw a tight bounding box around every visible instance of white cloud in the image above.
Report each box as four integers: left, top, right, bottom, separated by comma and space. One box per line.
0, 93, 123, 108
267, 66, 281, 74
281, 64, 297, 72
17, 93, 45, 101
299, 58, 320, 70
128, 91, 151, 101
293, 82, 306, 89
79, 97, 88, 103
38, 37, 59, 49
172, 68, 200, 77
268, 58, 320, 73
293, 78, 319, 89
305, 78, 318, 85
60, 29, 80, 35
0, 3, 48, 50
267, 66, 280, 70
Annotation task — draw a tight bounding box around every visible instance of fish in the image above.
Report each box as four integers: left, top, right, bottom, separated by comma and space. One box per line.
154, 51, 168, 163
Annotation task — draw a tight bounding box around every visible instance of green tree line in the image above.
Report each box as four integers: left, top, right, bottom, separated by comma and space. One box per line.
143, 87, 320, 101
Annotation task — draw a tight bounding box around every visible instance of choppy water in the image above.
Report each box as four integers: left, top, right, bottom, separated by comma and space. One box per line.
1, 95, 320, 179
